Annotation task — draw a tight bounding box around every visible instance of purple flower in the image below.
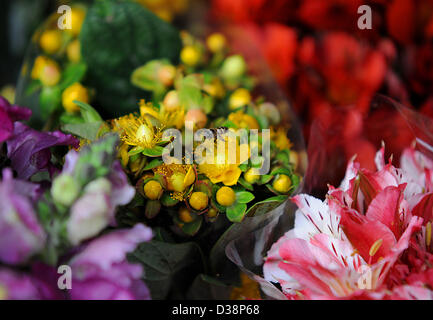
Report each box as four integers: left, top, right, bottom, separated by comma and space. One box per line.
7, 122, 79, 179
0, 265, 61, 300
0, 169, 46, 265
0, 268, 45, 300
68, 224, 153, 300
0, 96, 32, 143
60, 150, 136, 245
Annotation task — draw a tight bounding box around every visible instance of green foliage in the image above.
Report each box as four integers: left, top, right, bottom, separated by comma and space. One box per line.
129, 240, 204, 299
80, 0, 182, 117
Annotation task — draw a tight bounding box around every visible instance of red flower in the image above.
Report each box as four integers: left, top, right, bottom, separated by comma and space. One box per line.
386, 0, 433, 44
231, 23, 297, 87
211, 0, 297, 24
297, 32, 387, 114
297, 0, 364, 32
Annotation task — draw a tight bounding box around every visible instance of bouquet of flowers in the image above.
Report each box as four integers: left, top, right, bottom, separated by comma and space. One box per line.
3, 0, 304, 299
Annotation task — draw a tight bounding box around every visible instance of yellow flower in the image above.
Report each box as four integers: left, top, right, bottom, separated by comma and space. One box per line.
112, 112, 162, 150
39, 62, 61, 87
216, 186, 236, 207
229, 88, 251, 110
244, 168, 260, 184
228, 110, 259, 130
207, 208, 218, 218
143, 180, 163, 200
140, 100, 185, 130
119, 143, 130, 167
39, 30, 62, 54
67, 39, 81, 63
181, 45, 201, 67
153, 164, 196, 200
271, 127, 292, 150
31, 56, 56, 80
189, 191, 208, 211
273, 174, 292, 193
163, 90, 181, 112
207, 33, 226, 53
62, 83, 89, 113
204, 78, 225, 99
198, 133, 249, 186
178, 207, 194, 223
70, 7, 86, 36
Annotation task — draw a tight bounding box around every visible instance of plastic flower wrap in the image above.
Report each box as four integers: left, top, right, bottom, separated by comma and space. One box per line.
223, 96, 433, 300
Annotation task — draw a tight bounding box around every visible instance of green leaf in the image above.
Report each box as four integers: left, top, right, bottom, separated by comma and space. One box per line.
73, 100, 103, 122
143, 158, 164, 170
61, 122, 104, 141
80, 0, 182, 116
178, 75, 203, 111
181, 216, 203, 236
271, 167, 292, 176
276, 149, 291, 166
142, 146, 164, 157
128, 241, 204, 299
39, 86, 62, 118
131, 60, 169, 95
161, 193, 179, 207
245, 195, 288, 217
259, 174, 273, 184
226, 203, 247, 223
238, 177, 254, 191
145, 200, 161, 219
58, 62, 87, 91
128, 146, 145, 156
186, 274, 232, 300
235, 191, 255, 204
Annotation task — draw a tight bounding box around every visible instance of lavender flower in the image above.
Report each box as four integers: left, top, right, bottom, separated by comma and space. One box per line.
0, 169, 46, 265
68, 224, 153, 300
0, 96, 32, 143
7, 122, 79, 179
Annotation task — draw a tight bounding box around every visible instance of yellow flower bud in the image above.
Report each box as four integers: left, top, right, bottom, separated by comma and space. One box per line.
273, 174, 292, 193
189, 191, 208, 211
31, 56, 49, 80
163, 90, 180, 112
179, 207, 194, 223
169, 172, 187, 192
158, 65, 176, 87
70, 7, 86, 36
244, 168, 260, 184
143, 180, 163, 200
207, 208, 218, 218
207, 33, 226, 53
185, 109, 207, 129
204, 80, 225, 99
216, 186, 236, 207
181, 45, 201, 67
39, 63, 61, 87
62, 83, 89, 113
229, 88, 251, 110
67, 40, 81, 63
39, 30, 62, 54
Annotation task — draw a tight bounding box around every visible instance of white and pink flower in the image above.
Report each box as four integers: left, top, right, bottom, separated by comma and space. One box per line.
264, 146, 433, 300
